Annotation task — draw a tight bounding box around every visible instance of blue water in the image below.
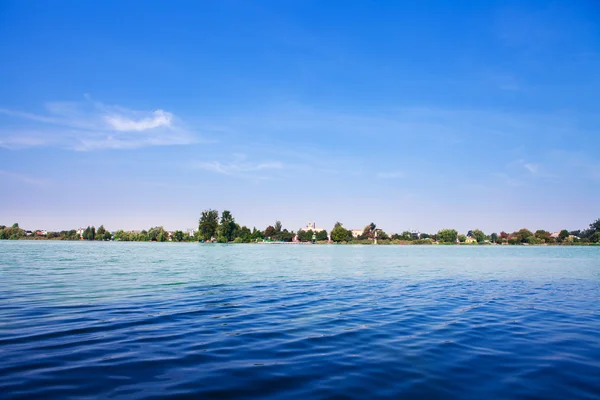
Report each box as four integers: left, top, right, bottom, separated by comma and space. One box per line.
1, 242, 599, 399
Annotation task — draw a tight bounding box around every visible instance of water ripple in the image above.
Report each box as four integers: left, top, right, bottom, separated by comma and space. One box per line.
1, 242, 599, 399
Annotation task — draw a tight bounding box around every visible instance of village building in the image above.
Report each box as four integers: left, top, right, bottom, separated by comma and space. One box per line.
299, 222, 325, 233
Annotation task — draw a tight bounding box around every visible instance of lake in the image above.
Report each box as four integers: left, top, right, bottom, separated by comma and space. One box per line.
1, 242, 599, 399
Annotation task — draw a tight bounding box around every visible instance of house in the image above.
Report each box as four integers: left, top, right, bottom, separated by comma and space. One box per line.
550, 232, 560, 239
351, 229, 363, 238
36, 230, 47, 236
465, 236, 477, 244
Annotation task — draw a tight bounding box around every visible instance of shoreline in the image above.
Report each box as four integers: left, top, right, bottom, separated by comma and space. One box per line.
1, 239, 598, 247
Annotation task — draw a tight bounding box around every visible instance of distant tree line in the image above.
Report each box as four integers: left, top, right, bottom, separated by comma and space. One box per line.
2, 217, 599, 245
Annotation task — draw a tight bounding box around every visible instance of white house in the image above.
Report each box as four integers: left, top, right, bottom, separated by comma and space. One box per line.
351, 229, 363, 238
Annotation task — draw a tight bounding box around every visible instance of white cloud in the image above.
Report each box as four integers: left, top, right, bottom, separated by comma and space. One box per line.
104, 109, 172, 131
194, 159, 284, 178
523, 163, 539, 174
0, 98, 195, 151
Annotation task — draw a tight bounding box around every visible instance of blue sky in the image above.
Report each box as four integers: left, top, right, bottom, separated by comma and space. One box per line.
1, 0, 599, 233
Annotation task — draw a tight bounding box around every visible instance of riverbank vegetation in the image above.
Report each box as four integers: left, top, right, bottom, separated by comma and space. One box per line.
1, 213, 599, 245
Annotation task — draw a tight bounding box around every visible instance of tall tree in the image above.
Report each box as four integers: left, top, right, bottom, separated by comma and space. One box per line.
251, 227, 264, 240
198, 209, 219, 241
264, 225, 275, 238
559, 230, 569, 242
589, 218, 600, 233
535, 230, 551, 243
360, 223, 377, 239
274, 221, 282, 233
236, 226, 252, 243
316, 230, 328, 241
515, 228, 533, 243
218, 210, 236, 242
331, 222, 351, 242
173, 230, 184, 242
437, 229, 458, 243
471, 229, 487, 243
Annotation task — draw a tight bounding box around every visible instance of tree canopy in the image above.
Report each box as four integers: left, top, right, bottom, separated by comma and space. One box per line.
437, 229, 458, 243
198, 209, 219, 241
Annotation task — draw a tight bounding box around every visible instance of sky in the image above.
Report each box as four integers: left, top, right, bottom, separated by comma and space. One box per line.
1, 0, 599, 234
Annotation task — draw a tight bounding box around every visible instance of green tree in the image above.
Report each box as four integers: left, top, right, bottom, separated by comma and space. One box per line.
515, 228, 534, 243
471, 229, 487, 243
173, 230, 184, 242
508, 237, 520, 245
274, 221, 282, 233
83, 226, 96, 241
316, 230, 328, 241
331, 222, 350, 243
490, 232, 498, 243
437, 229, 458, 243
458, 234, 466, 243
535, 230, 551, 243
527, 236, 543, 245
147, 226, 168, 242
278, 229, 295, 242
589, 218, 600, 233
264, 225, 275, 238
147, 227, 159, 241
298, 230, 313, 242
558, 230, 569, 242
236, 226, 252, 243
218, 210, 236, 242
114, 230, 128, 241
198, 209, 219, 241
359, 223, 377, 240
97, 225, 106, 237
251, 227, 264, 241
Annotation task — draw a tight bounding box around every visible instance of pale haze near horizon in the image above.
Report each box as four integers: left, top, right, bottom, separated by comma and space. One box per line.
0, 1, 599, 234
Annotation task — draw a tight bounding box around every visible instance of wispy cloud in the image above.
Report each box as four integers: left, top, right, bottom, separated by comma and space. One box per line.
497, 158, 561, 186
0, 97, 196, 151
193, 155, 284, 179
493, 172, 524, 187
0, 170, 50, 186
523, 163, 539, 174
105, 109, 172, 131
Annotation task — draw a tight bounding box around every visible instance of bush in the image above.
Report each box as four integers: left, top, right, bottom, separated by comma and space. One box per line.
216, 235, 228, 243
